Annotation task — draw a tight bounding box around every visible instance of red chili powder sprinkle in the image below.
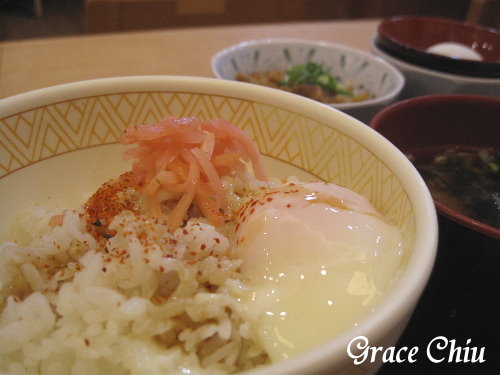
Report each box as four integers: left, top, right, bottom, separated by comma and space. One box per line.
153, 296, 163, 305
83, 171, 139, 241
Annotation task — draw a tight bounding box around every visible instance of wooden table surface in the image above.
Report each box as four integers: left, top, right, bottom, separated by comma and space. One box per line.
0, 19, 379, 99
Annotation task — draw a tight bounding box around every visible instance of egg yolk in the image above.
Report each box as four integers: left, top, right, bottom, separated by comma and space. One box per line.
235, 181, 404, 361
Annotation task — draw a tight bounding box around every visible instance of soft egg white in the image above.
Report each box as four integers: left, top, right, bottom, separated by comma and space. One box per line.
235, 180, 404, 361
426, 42, 483, 61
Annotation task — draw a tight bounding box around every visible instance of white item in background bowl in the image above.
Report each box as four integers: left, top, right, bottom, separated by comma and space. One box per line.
0, 76, 436, 375
426, 42, 483, 61
211, 38, 405, 124
371, 37, 500, 99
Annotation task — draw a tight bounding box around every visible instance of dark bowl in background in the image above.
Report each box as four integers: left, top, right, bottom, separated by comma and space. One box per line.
372, 94, 500, 374
370, 94, 500, 239
376, 16, 500, 78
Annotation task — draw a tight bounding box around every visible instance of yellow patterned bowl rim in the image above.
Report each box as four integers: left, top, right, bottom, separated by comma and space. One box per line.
0, 75, 437, 374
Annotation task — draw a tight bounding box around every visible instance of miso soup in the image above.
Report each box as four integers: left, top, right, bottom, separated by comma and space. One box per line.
408, 147, 499, 229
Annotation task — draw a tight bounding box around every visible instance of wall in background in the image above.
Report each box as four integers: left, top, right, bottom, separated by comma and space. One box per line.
85, 0, 473, 34
1, 0, 476, 41
0, 0, 84, 41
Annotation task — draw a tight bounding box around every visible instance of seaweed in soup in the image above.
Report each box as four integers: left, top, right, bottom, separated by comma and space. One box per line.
410, 147, 499, 229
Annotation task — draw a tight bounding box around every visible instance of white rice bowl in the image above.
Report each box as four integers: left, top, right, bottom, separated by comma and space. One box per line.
0, 76, 437, 375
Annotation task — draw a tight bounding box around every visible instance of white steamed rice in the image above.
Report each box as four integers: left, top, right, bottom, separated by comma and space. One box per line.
0, 177, 271, 375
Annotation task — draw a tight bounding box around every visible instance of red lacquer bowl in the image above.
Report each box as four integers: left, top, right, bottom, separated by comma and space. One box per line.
376, 16, 500, 78
370, 94, 500, 239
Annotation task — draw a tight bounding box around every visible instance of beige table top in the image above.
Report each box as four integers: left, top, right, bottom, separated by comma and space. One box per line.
0, 19, 379, 99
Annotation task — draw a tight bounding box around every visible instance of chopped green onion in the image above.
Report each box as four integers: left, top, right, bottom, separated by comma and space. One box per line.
280, 62, 352, 96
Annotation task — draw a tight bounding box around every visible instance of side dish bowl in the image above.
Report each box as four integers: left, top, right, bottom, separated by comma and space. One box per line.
370, 94, 500, 239
371, 37, 500, 99
211, 38, 405, 123
0, 76, 436, 375
376, 16, 500, 78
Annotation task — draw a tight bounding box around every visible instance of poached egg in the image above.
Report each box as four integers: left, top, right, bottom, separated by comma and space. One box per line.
234, 180, 404, 361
